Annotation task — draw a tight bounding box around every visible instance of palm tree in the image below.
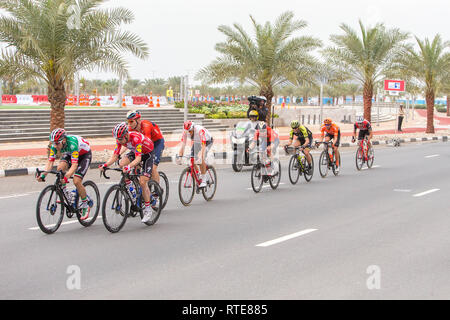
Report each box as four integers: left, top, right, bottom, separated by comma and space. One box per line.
393, 35, 450, 133
197, 11, 322, 123
0, 0, 148, 131
323, 20, 408, 121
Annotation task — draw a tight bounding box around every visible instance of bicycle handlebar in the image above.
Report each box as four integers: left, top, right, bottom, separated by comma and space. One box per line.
100, 167, 141, 180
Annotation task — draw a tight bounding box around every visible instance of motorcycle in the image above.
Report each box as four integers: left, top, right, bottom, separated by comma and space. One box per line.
230, 121, 257, 172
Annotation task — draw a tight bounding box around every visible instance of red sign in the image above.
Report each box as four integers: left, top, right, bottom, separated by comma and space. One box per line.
384, 80, 405, 92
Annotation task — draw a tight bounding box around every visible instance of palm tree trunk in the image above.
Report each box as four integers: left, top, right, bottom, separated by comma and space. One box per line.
48, 81, 66, 131
447, 94, 450, 116
260, 87, 274, 125
425, 88, 435, 133
363, 82, 373, 122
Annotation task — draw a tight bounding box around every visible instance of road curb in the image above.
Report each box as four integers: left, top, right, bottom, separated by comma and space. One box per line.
1, 136, 448, 177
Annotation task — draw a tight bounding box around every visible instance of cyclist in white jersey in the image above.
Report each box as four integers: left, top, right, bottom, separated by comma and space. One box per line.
176, 121, 214, 188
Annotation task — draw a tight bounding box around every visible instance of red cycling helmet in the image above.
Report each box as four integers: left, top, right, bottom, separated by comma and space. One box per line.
127, 110, 141, 121
113, 122, 129, 139
184, 120, 194, 131
50, 128, 66, 143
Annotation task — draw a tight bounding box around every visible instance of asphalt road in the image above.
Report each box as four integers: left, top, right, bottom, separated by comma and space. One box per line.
0, 141, 449, 299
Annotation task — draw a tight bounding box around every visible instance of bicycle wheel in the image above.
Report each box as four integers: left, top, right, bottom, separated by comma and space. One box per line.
36, 185, 65, 234
76, 180, 100, 227
251, 164, 264, 193
355, 147, 364, 171
232, 153, 244, 172
333, 153, 341, 176
141, 180, 163, 226
102, 184, 129, 233
367, 147, 374, 169
202, 166, 217, 201
158, 172, 170, 210
178, 167, 195, 206
269, 159, 281, 190
288, 155, 301, 185
319, 151, 329, 178
304, 154, 314, 182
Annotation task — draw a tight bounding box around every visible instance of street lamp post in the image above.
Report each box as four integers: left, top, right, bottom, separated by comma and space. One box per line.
184, 75, 188, 122
320, 82, 323, 123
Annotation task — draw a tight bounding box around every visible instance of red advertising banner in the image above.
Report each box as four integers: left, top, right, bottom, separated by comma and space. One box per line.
384, 79, 405, 92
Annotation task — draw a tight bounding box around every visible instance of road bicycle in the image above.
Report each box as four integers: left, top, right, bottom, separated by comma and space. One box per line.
101, 168, 163, 233
35, 169, 100, 234
177, 155, 217, 206
316, 141, 341, 178
355, 137, 374, 170
250, 149, 281, 193
285, 146, 314, 185
117, 155, 169, 210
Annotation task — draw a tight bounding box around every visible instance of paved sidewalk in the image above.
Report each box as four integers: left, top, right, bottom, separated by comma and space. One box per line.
1, 110, 448, 158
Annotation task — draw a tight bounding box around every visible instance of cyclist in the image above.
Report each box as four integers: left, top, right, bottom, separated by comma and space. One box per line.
284, 120, 314, 171
249, 121, 280, 175
127, 110, 165, 186
352, 116, 373, 150
99, 123, 155, 224
36, 129, 92, 220
176, 121, 214, 188
317, 118, 341, 173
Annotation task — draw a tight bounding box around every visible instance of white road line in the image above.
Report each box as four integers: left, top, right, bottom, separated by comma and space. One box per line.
28, 216, 102, 231
247, 183, 286, 190
425, 154, 440, 158
0, 193, 32, 200
394, 189, 412, 193
256, 229, 318, 247
413, 189, 440, 197
361, 165, 381, 170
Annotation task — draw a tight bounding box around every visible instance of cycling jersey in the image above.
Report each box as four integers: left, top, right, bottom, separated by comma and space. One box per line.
290, 125, 313, 143
254, 126, 279, 144
354, 120, 372, 131
49, 135, 91, 164
113, 131, 154, 157
321, 123, 340, 137
181, 125, 212, 144
136, 120, 164, 142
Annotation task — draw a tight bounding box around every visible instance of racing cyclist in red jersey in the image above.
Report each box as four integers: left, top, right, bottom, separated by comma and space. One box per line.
176, 121, 214, 188
352, 116, 373, 149
99, 123, 155, 223
127, 110, 165, 186
248, 122, 280, 175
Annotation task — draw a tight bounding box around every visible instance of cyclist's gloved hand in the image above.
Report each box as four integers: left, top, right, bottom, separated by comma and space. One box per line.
63, 176, 69, 184
99, 163, 108, 171
123, 165, 131, 173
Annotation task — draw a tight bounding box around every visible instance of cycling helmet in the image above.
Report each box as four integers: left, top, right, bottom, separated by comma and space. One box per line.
324, 118, 332, 125
249, 110, 259, 118
127, 110, 141, 121
258, 96, 267, 102
113, 122, 128, 139
184, 120, 194, 131
50, 128, 66, 143
356, 116, 364, 124
290, 120, 300, 129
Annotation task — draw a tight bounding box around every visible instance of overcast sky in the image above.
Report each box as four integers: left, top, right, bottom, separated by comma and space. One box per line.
94, 0, 449, 83
4, 0, 450, 83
